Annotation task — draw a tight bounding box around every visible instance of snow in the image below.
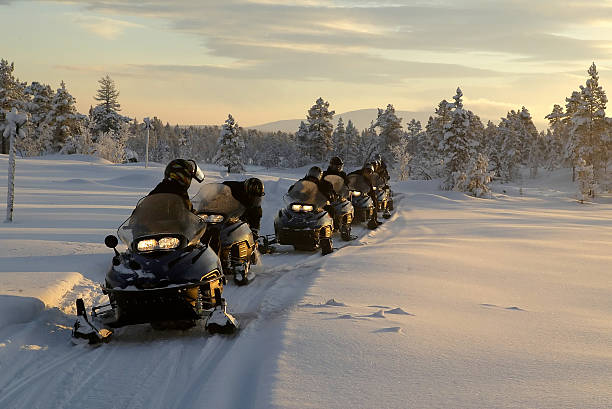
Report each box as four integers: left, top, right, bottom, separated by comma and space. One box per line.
1, 154, 611, 408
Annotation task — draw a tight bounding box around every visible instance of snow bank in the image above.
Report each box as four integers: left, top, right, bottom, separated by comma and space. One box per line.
0, 271, 83, 329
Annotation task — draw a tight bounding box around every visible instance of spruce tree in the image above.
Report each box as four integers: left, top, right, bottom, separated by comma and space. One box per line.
332, 117, 346, 158
0, 60, 27, 154
441, 88, 480, 189
305, 97, 334, 162
571, 63, 608, 179
49, 81, 84, 152
91, 75, 128, 135
215, 114, 245, 173
374, 104, 403, 163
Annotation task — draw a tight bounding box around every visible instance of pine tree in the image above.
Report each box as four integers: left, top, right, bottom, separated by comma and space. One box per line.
571, 63, 608, 180
91, 75, 128, 135
49, 81, 84, 152
0, 60, 27, 154
332, 117, 346, 158
576, 157, 596, 202
215, 114, 245, 173
495, 111, 523, 181
391, 133, 412, 181
441, 88, 480, 189
464, 153, 492, 197
545, 104, 567, 169
305, 97, 334, 162
374, 104, 403, 163
345, 119, 359, 165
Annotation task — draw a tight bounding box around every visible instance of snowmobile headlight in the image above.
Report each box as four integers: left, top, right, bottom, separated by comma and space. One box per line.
200, 214, 224, 223
158, 237, 180, 249
137, 239, 157, 252
351, 191, 362, 197
373, 186, 377, 191
291, 204, 303, 212
302, 205, 314, 212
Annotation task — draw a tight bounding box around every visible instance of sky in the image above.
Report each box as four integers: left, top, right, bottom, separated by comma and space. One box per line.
2, 0, 612, 130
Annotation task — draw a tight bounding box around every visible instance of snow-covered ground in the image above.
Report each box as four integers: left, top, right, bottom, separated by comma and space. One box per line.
0, 155, 610, 409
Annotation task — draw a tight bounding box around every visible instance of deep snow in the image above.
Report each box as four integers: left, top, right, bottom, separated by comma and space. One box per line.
0, 155, 611, 409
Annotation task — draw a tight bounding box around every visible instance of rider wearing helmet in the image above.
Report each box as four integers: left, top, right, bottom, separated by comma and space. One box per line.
373, 153, 390, 184
348, 162, 381, 228
292, 166, 336, 202
222, 177, 265, 239
148, 159, 205, 210
322, 156, 349, 184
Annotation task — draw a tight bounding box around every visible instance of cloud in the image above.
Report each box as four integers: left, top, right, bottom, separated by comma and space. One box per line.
72, 14, 143, 39
19, 0, 612, 82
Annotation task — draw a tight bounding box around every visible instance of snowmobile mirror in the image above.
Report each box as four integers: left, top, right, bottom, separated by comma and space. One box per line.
105, 235, 119, 249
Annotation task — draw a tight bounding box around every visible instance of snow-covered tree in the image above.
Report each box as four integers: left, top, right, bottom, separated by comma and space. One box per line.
302, 97, 334, 162
94, 123, 130, 164
440, 88, 481, 189
390, 134, 412, 181
464, 153, 492, 197
215, 114, 245, 173
544, 105, 567, 169
91, 75, 129, 136
332, 117, 346, 158
344, 119, 359, 164
1, 60, 27, 154
374, 104, 403, 163
49, 81, 84, 152
571, 63, 608, 179
576, 157, 596, 202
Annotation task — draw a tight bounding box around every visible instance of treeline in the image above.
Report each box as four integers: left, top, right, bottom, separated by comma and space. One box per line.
1, 58, 610, 198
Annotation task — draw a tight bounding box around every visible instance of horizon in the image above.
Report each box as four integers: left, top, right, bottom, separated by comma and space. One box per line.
3, 0, 611, 130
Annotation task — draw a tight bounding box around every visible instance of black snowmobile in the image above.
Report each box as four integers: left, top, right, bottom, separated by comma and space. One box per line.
273, 179, 334, 255
72, 193, 238, 344
192, 183, 259, 286
347, 173, 376, 224
322, 174, 355, 241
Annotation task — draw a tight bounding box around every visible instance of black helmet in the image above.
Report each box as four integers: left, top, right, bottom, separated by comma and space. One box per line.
307, 166, 323, 181
244, 177, 265, 197
329, 156, 344, 172
164, 159, 204, 188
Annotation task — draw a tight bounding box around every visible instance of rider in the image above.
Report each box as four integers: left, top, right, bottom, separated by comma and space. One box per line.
322, 156, 350, 185
148, 159, 204, 211
222, 177, 265, 240
291, 166, 336, 203
348, 162, 381, 229
373, 153, 390, 185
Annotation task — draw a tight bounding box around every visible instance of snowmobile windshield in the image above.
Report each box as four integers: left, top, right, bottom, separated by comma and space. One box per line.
285, 180, 329, 210
192, 183, 246, 220
371, 173, 385, 188
118, 193, 206, 248
347, 173, 371, 193
323, 174, 350, 200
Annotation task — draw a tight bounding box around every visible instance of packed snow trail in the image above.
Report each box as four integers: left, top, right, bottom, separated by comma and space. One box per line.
0, 156, 377, 409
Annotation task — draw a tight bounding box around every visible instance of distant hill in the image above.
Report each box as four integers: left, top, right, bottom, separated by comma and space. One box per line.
248, 108, 434, 133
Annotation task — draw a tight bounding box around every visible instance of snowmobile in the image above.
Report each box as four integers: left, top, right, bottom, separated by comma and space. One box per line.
192, 183, 258, 286
347, 173, 376, 225
373, 173, 393, 219
72, 193, 238, 345
323, 174, 355, 241
273, 179, 334, 255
